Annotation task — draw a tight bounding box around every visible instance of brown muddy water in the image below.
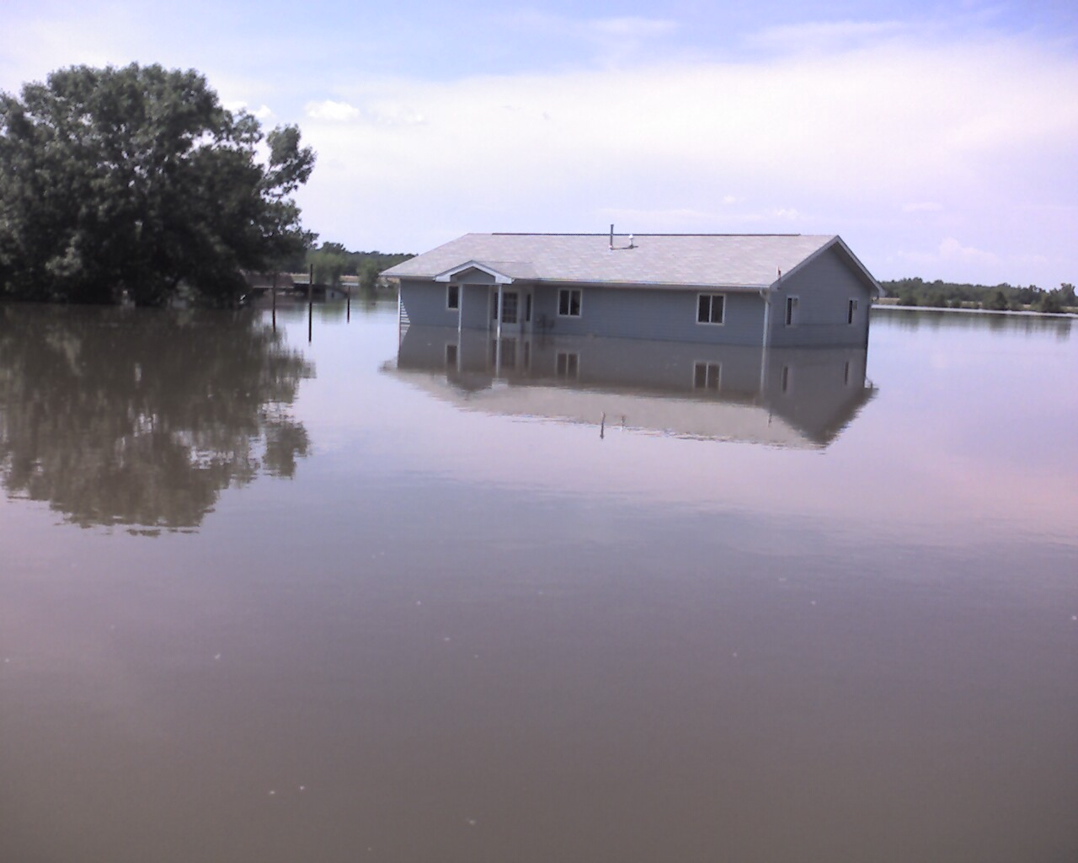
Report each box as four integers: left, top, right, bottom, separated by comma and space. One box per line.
1, 302, 1075, 862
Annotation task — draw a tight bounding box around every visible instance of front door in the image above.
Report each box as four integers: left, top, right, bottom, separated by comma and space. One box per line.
501, 291, 519, 327
491, 288, 533, 334
491, 289, 520, 332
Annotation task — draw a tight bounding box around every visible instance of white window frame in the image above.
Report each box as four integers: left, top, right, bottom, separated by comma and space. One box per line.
785, 296, 799, 327
558, 288, 582, 317
696, 293, 725, 325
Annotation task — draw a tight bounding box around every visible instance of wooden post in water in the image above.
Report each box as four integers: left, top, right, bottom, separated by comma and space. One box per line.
346, 281, 351, 322
272, 271, 278, 331
308, 264, 314, 343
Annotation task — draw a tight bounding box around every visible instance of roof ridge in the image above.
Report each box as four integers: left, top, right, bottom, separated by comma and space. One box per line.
489, 232, 809, 237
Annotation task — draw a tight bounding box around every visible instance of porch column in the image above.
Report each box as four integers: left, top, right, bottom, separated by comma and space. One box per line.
496, 284, 504, 341
495, 283, 504, 378
457, 282, 463, 337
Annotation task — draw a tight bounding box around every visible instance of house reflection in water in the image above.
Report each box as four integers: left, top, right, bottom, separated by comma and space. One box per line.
391, 326, 875, 449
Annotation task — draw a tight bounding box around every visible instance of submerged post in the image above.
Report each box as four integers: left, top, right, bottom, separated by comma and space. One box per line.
308, 264, 314, 343
272, 271, 278, 331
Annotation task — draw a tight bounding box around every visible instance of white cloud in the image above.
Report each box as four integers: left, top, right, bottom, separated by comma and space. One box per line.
589, 16, 680, 40
747, 19, 908, 52
223, 101, 275, 121
937, 236, 999, 265
305, 100, 362, 122
298, 32, 1078, 274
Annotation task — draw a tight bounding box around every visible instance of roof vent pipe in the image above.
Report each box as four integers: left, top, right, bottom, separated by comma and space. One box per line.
609, 224, 614, 251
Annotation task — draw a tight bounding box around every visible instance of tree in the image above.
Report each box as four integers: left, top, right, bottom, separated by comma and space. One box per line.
1036, 291, 1062, 313
0, 64, 316, 306
309, 242, 350, 287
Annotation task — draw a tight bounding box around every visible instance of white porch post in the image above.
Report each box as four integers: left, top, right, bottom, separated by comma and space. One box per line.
495, 284, 504, 377
496, 284, 504, 341
457, 282, 463, 337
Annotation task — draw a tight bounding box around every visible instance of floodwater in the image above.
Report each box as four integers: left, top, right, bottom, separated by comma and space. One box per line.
1, 302, 1075, 863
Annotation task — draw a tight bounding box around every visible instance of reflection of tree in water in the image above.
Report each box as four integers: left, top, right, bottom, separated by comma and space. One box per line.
0, 305, 313, 532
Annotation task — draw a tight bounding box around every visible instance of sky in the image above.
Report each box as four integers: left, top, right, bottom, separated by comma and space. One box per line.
2, 0, 1077, 287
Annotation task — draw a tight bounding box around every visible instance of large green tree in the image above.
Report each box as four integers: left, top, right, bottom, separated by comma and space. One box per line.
0, 64, 316, 306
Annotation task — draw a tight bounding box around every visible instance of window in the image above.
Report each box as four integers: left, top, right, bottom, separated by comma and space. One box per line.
693, 362, 721, 390
847, 298, 858, 325
447, 284, 459, 310
556, 351, 579, 378
501, 292, 518, 324
558, 288, 582, 317
697, 293, 725, 324
785, 296, 799, 327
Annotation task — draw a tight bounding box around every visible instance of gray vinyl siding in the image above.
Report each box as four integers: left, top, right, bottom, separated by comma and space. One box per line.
767, 247, 873, 348
535, 284, 767, 344
399, 278, 497, 329
399, 278, 453, 327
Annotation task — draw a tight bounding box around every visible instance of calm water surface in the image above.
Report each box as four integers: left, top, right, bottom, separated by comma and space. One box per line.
1, 303, 1075, 863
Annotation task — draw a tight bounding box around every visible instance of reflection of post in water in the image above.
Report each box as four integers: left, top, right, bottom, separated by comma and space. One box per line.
308, 263, 314, 343
0, 305, 314, 532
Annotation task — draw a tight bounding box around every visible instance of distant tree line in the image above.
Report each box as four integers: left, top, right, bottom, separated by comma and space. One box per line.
881, 278, 1076, 314
284, 242, 412, 292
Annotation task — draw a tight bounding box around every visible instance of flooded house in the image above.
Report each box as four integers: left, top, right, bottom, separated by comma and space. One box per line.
382, 232, 880, 347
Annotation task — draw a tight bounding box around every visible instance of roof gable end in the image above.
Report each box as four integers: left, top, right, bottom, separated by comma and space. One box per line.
777, 236, 880, 295
433, 260, 517, 284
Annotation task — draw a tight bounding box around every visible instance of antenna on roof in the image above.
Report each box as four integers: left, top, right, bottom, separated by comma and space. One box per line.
609, 224, 614, 251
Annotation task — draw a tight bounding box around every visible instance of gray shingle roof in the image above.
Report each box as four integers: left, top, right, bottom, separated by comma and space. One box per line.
383, 233, 871, 290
